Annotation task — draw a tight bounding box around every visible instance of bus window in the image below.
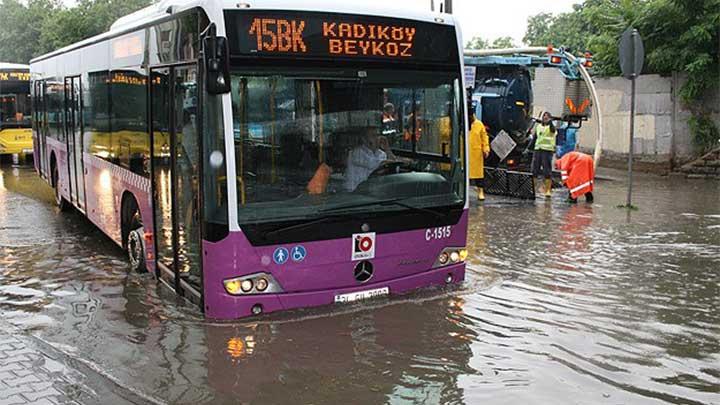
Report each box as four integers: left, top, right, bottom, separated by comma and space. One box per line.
85, 71, 112, 161
386, 85, 455, 157
110, 70, 150, 176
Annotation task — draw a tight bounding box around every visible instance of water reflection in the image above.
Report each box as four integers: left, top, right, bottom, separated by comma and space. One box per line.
1, 162, 719, 404
205, 299, 474, 404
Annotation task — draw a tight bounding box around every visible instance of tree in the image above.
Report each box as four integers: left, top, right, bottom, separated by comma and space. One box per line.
523, 12, 555, 46
0, 0, 152, 62
39, 0, 152, 54
637, 0, 720, 152
491, 36, 516, 49
0, 0, 60, 63
524, 4, 595, 54
467, 36, 518, 50
466, 36, 489, 50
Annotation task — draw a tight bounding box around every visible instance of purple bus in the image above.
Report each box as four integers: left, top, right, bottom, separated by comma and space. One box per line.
31, 0, 469, 319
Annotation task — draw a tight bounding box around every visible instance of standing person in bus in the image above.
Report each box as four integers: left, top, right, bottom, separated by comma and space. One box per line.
556, 151, 595, 203
403, 100, 423, 144
382, 103, 396, 130
532, 111, 557, 198
344, 127, 395, 192
468, 103, 490, 201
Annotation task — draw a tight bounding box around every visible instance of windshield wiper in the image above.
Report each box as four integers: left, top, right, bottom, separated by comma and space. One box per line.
320, 198, 447, 219
317, 198, 404, 214
264, 216, 337, 238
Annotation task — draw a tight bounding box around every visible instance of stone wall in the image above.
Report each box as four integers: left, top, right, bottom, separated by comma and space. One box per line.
534, 72, 720, 173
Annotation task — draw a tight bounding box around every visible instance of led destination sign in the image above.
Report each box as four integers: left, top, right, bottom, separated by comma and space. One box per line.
225, 11, 458, 64
0, 71, 30, 82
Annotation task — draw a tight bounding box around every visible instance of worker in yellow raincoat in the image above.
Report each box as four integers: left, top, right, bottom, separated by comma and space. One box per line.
468, 107, 490, 200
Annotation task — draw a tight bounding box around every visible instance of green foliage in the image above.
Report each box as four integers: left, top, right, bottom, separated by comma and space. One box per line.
0, 0, 60, 63
491, 36, 516, 49
0, 0, 152, 63
688, 114, 720, 153
466, 36, 518, 50
465, 36, 489, 50
524, 0, 720, 154
523, 13, 554, 46
524, 4, 593, 54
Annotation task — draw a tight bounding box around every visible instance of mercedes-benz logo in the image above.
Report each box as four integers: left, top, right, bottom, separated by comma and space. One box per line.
361, 223, 370, 232
353, 261, 374, 283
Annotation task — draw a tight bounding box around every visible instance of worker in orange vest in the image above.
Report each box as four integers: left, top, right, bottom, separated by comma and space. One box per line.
555, 151, 595, 203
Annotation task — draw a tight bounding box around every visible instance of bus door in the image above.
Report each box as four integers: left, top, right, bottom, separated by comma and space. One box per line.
150, 65, 202, 302
64, 76, 85, 211
34, 81, 48, 179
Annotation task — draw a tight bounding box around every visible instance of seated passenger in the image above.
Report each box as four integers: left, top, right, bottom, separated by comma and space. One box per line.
344, 128, 395, 192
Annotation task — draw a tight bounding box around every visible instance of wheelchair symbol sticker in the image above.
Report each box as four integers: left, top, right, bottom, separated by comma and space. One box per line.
291, 246, 307, 262
273, 247, 289, 265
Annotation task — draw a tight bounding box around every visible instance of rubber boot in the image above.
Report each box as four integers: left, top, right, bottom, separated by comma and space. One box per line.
543, 179, 552, 198
585, 192, 594, 204
477, 187, 485, 201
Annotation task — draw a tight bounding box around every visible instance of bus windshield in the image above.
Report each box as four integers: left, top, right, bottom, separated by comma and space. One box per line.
0, 81, 31, 127
231, 69, 465, 225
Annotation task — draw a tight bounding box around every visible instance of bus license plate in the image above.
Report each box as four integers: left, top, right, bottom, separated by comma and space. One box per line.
334, 287, 389, 304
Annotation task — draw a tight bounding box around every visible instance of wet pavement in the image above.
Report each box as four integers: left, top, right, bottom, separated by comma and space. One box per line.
0, 159, 718, 404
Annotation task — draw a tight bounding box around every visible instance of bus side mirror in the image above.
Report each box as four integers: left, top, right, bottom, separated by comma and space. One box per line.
203, 36, 231, 94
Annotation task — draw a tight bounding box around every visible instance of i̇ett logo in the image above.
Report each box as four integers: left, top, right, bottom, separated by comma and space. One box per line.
351, 232, 376, 261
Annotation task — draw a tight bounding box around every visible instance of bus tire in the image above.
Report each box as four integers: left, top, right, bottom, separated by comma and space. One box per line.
52, 159, 70, 211
123, 195, 147, 273
127, 227, 147, 273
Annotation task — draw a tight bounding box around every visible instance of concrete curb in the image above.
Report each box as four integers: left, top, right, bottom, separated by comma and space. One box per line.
0, 319, 162, 405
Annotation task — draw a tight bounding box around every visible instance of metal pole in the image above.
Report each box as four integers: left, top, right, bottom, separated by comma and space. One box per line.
626, 30, 638, 208
627, 75, 636, 207
445, 0, 452, 13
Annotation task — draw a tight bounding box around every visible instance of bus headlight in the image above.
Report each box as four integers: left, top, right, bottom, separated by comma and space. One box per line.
240, 279, 254, 293
433, 247, 468, 268
224, 280, 242, 295
223, 273, 283, 296
255, 278, 269, 292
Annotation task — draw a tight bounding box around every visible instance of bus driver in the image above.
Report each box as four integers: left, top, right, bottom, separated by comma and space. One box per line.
344, 127, 396, 192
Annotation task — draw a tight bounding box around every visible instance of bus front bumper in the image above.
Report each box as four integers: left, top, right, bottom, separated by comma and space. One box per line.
206, 263, 466, 319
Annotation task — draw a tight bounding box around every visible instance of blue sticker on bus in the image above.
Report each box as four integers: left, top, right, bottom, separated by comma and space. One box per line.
273, 247, 289, 265
291, 245, 307, 262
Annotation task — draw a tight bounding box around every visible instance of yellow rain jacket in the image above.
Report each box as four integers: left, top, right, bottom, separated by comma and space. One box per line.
469, 118, 490, 179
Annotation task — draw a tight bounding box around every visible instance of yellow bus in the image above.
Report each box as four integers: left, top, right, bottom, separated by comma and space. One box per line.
0, 63, 32, 156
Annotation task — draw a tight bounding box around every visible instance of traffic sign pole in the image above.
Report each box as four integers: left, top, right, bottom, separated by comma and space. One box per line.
619, 28, 644, 208
628, 73, 636, 207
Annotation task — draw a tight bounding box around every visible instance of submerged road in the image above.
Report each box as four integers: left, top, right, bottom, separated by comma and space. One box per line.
0, 160, 718, 404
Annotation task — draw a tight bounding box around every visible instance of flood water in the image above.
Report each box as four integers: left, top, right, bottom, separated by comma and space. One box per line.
1, 160, 718, 404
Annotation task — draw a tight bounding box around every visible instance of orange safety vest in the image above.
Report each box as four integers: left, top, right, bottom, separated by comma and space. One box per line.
556, 151, 595, 198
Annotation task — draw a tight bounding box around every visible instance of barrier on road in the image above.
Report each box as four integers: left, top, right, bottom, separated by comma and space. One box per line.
484, 168, 536, 200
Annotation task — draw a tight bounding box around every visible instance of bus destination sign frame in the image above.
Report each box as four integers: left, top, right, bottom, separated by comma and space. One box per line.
225, 11, 459, 64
